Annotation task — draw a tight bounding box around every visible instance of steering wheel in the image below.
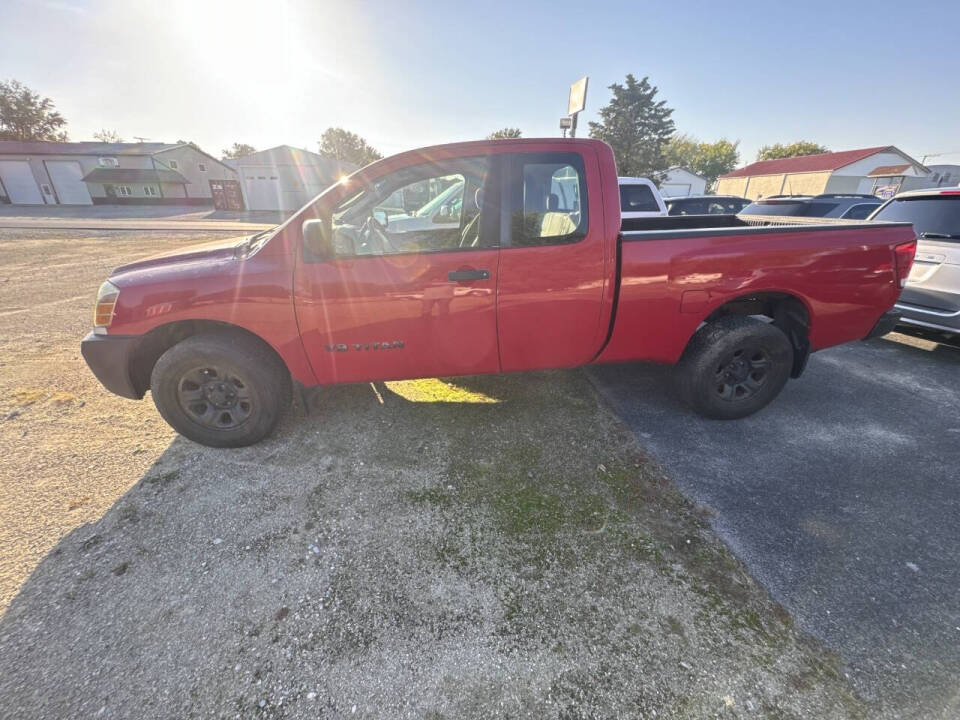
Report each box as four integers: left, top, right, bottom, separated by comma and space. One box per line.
358, 212, 394, 255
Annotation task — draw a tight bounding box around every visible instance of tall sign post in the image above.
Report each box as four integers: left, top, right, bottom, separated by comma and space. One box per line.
562, 76, 589, 138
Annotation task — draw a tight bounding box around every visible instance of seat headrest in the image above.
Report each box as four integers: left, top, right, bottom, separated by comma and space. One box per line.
547, 193, 559, 211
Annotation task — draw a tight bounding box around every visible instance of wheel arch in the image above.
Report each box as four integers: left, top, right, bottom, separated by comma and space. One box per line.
700, 291, 812, 378
128, 320, 291, 398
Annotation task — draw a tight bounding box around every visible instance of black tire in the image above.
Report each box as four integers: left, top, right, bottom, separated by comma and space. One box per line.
150, 333, 291, 447
674, 316, 793, 420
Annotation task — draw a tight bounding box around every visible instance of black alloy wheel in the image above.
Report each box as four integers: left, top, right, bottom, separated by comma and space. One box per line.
177, 366, 253, 430
674, 316, 793, 420
151, 333, 291, 447
714, 346, 771, 402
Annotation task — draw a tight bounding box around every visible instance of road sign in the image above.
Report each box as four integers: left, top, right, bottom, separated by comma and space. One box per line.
568, 77, 588, 116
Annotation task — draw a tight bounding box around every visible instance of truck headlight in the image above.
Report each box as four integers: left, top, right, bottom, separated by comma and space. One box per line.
93, 280, 120, 331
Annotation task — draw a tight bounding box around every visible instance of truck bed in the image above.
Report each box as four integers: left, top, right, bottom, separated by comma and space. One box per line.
598, 216, 916, 366
620, 213, 891, 233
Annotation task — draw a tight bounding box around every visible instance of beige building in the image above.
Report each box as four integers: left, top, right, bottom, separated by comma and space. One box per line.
0, 141, 237, 205
226, 145, 355, 212
717, 146, 931, 200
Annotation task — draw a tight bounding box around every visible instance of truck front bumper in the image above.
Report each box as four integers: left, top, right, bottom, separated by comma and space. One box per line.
80, 332, 142, 399
864, 310, 901, 340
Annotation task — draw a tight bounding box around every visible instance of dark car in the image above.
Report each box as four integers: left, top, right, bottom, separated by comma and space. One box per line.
739, 194, 883, 220
664, 195, 750, 216
869, 187, 960, 344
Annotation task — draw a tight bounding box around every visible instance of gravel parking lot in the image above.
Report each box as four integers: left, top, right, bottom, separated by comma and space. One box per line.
0, 229, 869, 718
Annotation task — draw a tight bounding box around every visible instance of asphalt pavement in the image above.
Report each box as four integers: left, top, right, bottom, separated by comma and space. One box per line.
587, 332, 960, 718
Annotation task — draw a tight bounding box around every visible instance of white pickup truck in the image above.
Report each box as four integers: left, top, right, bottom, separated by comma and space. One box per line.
619, 176, 668, 218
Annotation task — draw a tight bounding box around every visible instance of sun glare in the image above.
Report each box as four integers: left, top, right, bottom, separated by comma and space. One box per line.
384, 379, 500, 404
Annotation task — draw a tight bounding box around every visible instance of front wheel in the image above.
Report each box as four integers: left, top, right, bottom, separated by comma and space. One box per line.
674, 316, 793, 420
150, 333, 291, 447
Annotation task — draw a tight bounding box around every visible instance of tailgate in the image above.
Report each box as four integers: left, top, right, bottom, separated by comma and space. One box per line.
900, 239, 960, 313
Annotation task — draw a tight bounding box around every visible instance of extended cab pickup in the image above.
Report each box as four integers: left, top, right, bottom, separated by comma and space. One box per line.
82, 139, 917, 447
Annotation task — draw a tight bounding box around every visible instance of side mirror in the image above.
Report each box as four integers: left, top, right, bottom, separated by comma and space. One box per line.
302, 219, 333, 260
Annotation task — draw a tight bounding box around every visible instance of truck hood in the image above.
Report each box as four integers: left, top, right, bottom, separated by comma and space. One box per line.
111, 236, 247, 276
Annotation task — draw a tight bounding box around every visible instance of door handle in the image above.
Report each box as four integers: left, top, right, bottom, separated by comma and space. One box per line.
448, 269, 490, 282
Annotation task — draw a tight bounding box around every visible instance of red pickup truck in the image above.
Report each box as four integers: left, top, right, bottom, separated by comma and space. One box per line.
82, 139, 916, 447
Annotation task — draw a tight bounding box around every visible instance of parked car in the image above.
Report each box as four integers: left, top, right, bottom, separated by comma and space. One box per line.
82, 138, 916, 447
665, 195, 750, 216
868, 187, 960, 343
619, 176, 667, 218
740, 194, 883, 219
377, 179, 465, 233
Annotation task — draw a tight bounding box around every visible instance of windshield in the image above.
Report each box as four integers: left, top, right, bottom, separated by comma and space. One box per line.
870, 196, 960, 239
413, 180, 464, 217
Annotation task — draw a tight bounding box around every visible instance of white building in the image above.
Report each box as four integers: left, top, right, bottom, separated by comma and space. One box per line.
926, 164, 960, 188
659, 167, 707, 197
227, 146, 355, 212
0, 141, 236, 205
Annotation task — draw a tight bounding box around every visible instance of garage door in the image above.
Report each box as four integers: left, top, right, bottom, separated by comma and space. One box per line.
243, 172, 282, 210
0, 161, 44, 205
46, 160, 92, 205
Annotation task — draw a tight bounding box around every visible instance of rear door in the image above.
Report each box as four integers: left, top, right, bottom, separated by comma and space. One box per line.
496, 149, 609, 371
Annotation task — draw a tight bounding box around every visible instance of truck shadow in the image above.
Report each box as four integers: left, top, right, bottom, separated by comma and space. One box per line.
0, 370, 641, 716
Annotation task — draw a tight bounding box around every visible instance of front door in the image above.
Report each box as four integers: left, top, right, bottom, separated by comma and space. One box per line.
294, 156, 501, 384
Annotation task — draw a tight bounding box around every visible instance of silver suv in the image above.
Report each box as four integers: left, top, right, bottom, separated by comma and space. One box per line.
869, 188, 960, 343
740, 193, 883, 219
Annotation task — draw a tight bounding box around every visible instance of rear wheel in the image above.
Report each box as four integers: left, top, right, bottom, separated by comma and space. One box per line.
674, 316, 793, 420
150, 333, 290, 447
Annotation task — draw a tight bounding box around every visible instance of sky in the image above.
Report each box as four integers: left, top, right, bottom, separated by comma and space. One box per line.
2, 0, 960, 168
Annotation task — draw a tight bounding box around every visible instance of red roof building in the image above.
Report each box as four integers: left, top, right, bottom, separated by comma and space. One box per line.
716, 146, 929, 199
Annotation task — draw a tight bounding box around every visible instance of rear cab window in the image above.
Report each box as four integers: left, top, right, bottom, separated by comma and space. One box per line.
620, 184, 660, 213
871, 195, 960, 240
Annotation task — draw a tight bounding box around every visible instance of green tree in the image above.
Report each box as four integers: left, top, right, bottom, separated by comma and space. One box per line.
92, 129, 123, 143
665, 134, 740, 188
176, 139, 201, 149
0, 79, 68, 141
222, 142, 256, 159
588, 74, 675, 181
756, 141, 828, 161
487, 127, 522, 139
318, 128, 382, 167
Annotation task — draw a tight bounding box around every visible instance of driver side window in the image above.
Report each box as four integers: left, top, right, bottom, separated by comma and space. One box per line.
330, 157, 491, 257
